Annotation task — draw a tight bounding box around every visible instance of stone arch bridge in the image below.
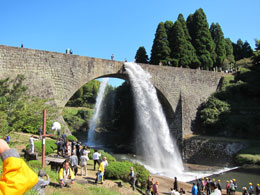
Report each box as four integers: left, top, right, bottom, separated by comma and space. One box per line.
0, 45, 223, 142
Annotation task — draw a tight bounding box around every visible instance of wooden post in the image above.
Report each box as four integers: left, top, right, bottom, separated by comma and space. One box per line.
42, 109, 47, 168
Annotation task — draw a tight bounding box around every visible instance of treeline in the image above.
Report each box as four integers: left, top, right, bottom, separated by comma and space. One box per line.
195, 41, 260, 138
135, 8, 254, 70
66, 80, 114, 109
0, 75, 58, 135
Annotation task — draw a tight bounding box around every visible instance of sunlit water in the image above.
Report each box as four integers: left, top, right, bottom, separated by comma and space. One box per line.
124, 62, 184, 176
87, 78, 109, 146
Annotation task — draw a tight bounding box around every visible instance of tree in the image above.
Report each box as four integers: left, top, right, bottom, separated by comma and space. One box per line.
150, 22, 171, 65
186, 8, 217, 70
135, 46, 149, 64
168, 21, 200, 68
253, 39, 260, 65
177, 13, 191, 41
164, 20, 174, 38
233, 39, 253, 61
210, 23, 226, 67
224, 38, 235, 70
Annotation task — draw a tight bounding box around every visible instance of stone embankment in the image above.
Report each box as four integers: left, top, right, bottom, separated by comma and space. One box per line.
183, 135, 249, 165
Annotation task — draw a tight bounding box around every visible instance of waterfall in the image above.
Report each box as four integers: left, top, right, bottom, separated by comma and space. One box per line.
87, 78, 109, 146
124, 62, 184, 175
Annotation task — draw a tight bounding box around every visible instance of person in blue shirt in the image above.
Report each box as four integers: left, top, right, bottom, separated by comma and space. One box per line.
192, 183, 198, 195
5, 135, 10, 144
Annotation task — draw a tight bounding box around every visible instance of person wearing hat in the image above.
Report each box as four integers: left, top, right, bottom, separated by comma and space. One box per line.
249, 183, 254, 195
230, 180, 236, 195
233, 179, 238, 191
33, 169, 50, 195
226, 180, 230, 195
153, 181, 159, 195
216, 179, 222, 192
256, 184, 260, 195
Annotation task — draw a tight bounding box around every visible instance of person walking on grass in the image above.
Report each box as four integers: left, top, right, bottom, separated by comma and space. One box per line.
80, 151, 89, 177
93, 149, 101, 171
129, 167, 136, 191
58, 161, 75, 188
69, 152, 78, 176
95, 159, 105, 184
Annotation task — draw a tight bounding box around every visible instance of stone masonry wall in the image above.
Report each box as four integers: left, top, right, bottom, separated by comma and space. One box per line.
0, 45, 223, 139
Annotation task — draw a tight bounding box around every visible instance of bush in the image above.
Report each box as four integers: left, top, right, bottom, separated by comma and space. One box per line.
88, 149, 116, 162
235, 154, 260, 165
105, 161, 150, 189
26, 139, 57, 155
67, 135, 77, 142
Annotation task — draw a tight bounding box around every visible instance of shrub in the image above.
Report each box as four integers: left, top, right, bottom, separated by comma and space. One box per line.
105, 161, 133, 181
235, 154, 260, 165
67, 135, 77, 142
88, 149, 116, 162
26, 139, 57, 155
105, 161, 150, 189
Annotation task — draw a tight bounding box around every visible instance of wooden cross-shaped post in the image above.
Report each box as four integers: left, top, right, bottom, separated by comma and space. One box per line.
42, 109, 56, 168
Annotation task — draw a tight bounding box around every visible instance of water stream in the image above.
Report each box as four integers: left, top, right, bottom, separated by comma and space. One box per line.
87, 78, 109, 146
124, 62, 184, 176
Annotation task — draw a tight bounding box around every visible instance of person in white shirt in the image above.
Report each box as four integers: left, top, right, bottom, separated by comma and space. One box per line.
210, 182, 222, 195
80, 150, 90, 177
93, 150, 101, 171
29, 136, 38, 153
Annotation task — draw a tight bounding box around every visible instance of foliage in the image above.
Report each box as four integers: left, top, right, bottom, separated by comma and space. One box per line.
66, 80, 101, 108
67, 135, 78, 142
252, 39, 260, 65
196, 65, 260, 138
0, 75, 58, 135
62, 107, 93, 133
235, 154, 260, 165
168, 20, 200, 68
150, 22, 171, 65
187, 8, 217, 70
135, 46, 149, 64
104, 161, 150, 189
177, 13, 191, 41
26, 139, 57, 155
232, 39, 254, 61
88, 149, 116, 162
210, 23, 226, 67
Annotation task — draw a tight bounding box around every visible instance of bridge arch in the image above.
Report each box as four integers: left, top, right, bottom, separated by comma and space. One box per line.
0, 45, 223, 139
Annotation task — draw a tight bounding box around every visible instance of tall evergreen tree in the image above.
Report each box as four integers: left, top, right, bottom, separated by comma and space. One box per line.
177, 13, 191, 41
150, 22, 171, 65
135, 46, 149, 64
225, 38, 235, 65
169, 21, 200, 68
210, 23, 226, 67
233, 39, 253, 61
186, 8, 217, 70
164, 20, 174, 38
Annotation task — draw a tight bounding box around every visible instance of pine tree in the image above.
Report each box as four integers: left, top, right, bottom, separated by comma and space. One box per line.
233, 39, 253, 61
186, 8, 217, 70
135, 46, 149, 64
164, 20, 174, 38
210, 23, 226, 67
150, 22, 171, 65
224, 38, 235, 65
169, 21, 200, 68
177, 13, 191, 41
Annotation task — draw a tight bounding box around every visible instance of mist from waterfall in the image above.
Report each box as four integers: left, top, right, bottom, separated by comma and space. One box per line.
124, 62, 184, 175
87, 78, 109, 146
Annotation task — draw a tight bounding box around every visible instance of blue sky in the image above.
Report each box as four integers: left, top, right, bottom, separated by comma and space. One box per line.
0, 0, 259, 87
